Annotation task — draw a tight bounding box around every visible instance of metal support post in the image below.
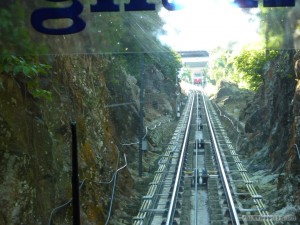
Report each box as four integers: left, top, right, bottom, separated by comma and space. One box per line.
71, 122, 80, 225
139, 55, 145, 177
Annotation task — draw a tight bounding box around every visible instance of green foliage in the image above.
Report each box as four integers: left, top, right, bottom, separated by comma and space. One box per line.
208, 48, 279, 91
257, 7, 291, 49
233, 49, 279, 90
0, 2, 47, 55
207, 5, 293, 90
180, 68, 192, 83
0, 2, 51, 100
123, 54, 141, 82
119, 11, 165, 53
149, 50, 182, 83
208, 49, 235, 83
0, 55, 52, 100
124, 48, 182, 84
94, 9, 182, 84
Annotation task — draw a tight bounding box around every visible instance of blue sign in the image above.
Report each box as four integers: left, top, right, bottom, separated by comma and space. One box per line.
234, 0, 295, 8
31, 0, 295, 35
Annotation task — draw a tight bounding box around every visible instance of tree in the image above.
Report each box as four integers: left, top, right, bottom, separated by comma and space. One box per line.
0, 2, 51, 100
207, 48, 235, 84
233, 49, 279, 90
179, 68, 192, 83
207, 47, 279, 90
258, 7, 293, 50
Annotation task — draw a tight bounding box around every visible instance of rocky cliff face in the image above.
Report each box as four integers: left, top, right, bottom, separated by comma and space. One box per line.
240, 51, 296, 168
0, 55, 178, 225
238, 51, 300, 220
212, 51, 300, 222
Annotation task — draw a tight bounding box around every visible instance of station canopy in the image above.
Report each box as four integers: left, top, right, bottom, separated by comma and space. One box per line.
184, 61, 208, 68
178, 51, 209, 58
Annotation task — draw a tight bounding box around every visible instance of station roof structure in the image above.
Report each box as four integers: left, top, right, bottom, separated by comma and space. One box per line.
184, 61, 208, 68
178, 50, 209, 58
179, 50, 209, 73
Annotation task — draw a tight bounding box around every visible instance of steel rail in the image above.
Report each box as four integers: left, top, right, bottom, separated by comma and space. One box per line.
133, 94, 194, 225
194, 92, 199, 225
202, 93, 241, 225
208, 100, 274, 225
132, 144, 177, 225
165, 92, 195, 225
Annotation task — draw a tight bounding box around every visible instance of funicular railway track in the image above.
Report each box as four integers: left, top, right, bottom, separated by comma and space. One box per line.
133, 91, 274, 225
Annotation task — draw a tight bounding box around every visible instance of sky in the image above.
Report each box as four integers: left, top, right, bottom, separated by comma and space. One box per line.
158, 0, 261, 51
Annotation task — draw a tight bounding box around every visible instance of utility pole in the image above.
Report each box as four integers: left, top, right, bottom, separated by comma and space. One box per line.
139, 55, 145, 177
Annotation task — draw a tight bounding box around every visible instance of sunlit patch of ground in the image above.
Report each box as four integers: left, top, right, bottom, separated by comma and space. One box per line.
203, 83, 218, 97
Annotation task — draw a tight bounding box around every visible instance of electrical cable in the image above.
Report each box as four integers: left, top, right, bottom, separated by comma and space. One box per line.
93, 152, 127, 185
212, 102, 241, 149
294, 144, 300, 160
48, 144, 128, 225
121, 116, 173, 146
121, 127, 147, 146
122, 141, 139, 146
104, 146, 128, 225
48, 179, 86, 225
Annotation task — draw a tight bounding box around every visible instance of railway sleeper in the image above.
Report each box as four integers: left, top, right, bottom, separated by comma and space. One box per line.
210, 213, 224, 221
209, 207, 223, 215
170, 177, 185, 186
207, 179, 219, 185
237, 207, 267, 212
207, 186, 219, 192
168, 192, 182, 199
210, 221, 229, 225
209, 196, 224, 201
207, 187, 220, 193
162, 209, 181, 218
169, 185, 184, 193
198, 123, 203, 130
227, 219, 245, 225
161, 218, 180, 225
165, 200, 182, 209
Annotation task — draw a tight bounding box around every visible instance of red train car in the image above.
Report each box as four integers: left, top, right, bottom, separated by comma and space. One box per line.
193, 73, 202, 85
